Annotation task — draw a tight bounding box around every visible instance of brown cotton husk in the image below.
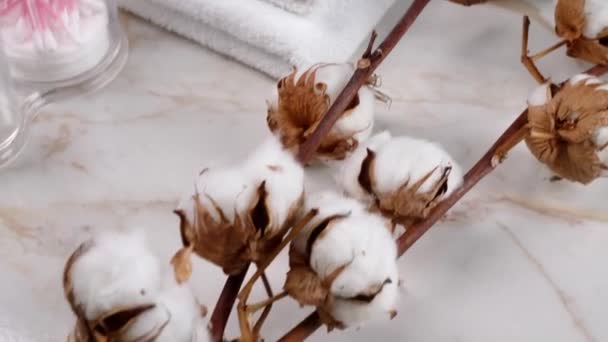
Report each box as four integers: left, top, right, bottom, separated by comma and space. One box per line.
525, 78, 608, 184
358, 149, 451, 227
555, 0, 608, 64
64, 241, 97, 341
173, 181, 302, 277
284, 246, 347, 331
266, 64, 367, 161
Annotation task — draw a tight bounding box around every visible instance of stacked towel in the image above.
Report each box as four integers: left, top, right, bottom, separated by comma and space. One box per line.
119, 0, 396, 78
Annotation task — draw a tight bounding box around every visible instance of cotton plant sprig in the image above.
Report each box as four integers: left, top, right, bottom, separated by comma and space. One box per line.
277, 62, 608, 342
209, 1, 433, 340
335, 131, 463, 229
62, 230, 209, 341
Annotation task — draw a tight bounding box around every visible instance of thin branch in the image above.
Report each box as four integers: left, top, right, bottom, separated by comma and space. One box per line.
279, 312, 322, 342
209, 267, 249, 342
521, 16, 547, 84
296, 0, 432, 162
208, 1, 432, 340
237, 210, 318, 341
279, 63, 608, 341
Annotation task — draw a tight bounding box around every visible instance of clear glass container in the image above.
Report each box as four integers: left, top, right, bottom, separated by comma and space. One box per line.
0, 49, 33, 169
0, 0, 128, 98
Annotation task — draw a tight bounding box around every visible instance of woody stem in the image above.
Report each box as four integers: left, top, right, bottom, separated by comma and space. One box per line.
521, 16, 547, 84
236, 210, 318, 340
529, 39, 567, 61
209, 269, 249, 342
278, 63, 608, 342
248, 292, 289, 313
252, 273, 275, 335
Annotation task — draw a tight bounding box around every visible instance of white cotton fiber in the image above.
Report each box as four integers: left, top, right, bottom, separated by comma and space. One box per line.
371, 136, 463, 199
334, 131, 392, 201
243, 136, 305, 231
583, 0, 608, 38
69, 229, 161, 321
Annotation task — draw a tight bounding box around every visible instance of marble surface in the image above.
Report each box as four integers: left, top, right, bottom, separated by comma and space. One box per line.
1, 1, 607, 341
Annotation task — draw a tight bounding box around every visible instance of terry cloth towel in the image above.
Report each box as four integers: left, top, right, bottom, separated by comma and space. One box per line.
260, 0, 314, 14
119, 0, 396, 78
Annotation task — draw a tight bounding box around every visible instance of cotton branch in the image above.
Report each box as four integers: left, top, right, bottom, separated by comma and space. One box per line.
278, 63, 608, 341
208, 1, 432, 340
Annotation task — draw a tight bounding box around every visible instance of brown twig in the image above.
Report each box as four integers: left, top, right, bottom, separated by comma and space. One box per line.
237, 210, 318, 341
209, 267, 249, 341
296, 0, 432, 162
208, 1, 432, 340
279, 63, 608, 341
521, 16, 547, 84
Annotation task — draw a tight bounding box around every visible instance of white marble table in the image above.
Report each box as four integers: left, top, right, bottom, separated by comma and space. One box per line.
1, 1, 607, 341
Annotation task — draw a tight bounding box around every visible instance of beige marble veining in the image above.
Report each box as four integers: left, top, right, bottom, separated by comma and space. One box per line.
0, 1, 607, 341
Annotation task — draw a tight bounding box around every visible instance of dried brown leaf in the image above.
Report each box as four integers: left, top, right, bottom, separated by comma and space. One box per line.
170, 245, 193, 284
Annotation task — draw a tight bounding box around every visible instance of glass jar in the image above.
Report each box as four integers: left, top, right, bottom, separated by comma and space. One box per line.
0, 49, 33, 169
0, 0, 128, 98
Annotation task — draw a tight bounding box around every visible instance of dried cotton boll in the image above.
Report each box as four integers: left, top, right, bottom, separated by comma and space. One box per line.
525, 76, 608, 184
64, 231, 210, 341
555, 0, 608, 64
285, 191, 398, 330
266, 63, 376, 162
63, 230, 163, 341
335, 132, 463, 227
172, 137, 305, 279
64, 230, 162, 323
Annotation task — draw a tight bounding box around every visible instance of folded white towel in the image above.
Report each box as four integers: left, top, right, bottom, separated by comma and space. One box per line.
119, 0, 396, 78
260, 0, 314, 14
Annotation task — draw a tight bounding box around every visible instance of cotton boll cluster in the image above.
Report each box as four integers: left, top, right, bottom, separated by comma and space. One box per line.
172, 136, 305, 278
285, 192, 399, 330
63, 230, 209, 342
266, 63, 376, 162
525, 75, 608, 184
334, 131, 463, 227
555, 0, 608, 65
